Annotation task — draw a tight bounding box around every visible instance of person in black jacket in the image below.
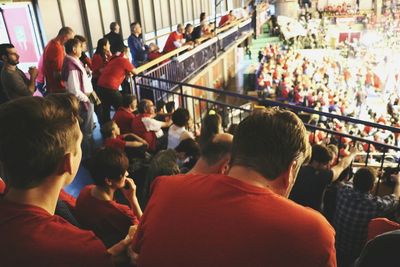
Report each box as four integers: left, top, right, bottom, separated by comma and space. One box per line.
104, 22, 124, 55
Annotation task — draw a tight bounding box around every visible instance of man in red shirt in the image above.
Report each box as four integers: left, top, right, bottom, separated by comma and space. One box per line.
131, 109, 337, 267
219, 10, 236, 27
113, 94, 137, 134
43, 27, 74, 94
163, 24, 186, 53
97, 46, 137, 123
0, 94, 133, 267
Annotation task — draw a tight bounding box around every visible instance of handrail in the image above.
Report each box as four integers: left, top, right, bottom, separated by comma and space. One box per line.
144, 32, 171, 43
136, 17, 251, 74
134, 74, 400, 135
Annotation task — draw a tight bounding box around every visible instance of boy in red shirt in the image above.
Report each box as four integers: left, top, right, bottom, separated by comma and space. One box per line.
0, 94, 133, 267
43, 27, 74, 93
113, 94, 137, 134
101, 120, 148, 153
75, 148, 142, 247
97, 46, 137, 123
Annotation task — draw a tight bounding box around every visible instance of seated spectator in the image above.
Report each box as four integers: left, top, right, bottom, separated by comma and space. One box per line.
130, 109, 337, 267
175, 138, 200, 173
0, 94, 131, 266
163, 24, 186, 53
198, 111, 223, 147
0, 43, 38, 100
101, 121, 148, 153
113, 94, 137, 134
188, 133, 233, 174
75, 35, 92, 72
334, 167, 400, 266
367, 217, 400, 241
218, 10, 236, 27
289, 144, 357, 212
147, 43, 164, 62
131, 99, 171, 152
75, 148, 142, 247
128, 22, 148, 67
97, 45, 137, 123
61, 38, 94, 160
167, 108, 194, 149
354, 229, 400, 267
154, 100, 166, 121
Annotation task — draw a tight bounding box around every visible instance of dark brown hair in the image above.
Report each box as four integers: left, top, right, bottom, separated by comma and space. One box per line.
230, 108, 310, 180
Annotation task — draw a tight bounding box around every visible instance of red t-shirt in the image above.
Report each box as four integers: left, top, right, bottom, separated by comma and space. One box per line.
0, 198, 112, 267
163, 32, 184, 53
59, 188, 77, 209
113, 107, 135, 134
219, 14, 230, 27
132, 174, 336, 267
104, 135, 126, 152
43, 39, 65, 93
75, 185, 139, 246
368, 218, 400, 241
92, 53, 108, 81
97, 55, 134, 90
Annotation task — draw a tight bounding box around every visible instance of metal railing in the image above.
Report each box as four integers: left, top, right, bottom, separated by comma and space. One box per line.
132, 75, 400, 192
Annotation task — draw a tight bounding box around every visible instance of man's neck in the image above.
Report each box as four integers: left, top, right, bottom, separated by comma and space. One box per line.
188, 159, 214, 174
4, 63, 16, 71
4, 175, 64, 215
227, 166, 275, 191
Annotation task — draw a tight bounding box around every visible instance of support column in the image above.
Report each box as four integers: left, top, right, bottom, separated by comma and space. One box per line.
375, 0, 382, 19
275, 0, 299, 19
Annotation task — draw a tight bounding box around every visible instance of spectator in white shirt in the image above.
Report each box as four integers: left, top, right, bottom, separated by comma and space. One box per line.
61, 37, 94, 159
168, 108, 194, 149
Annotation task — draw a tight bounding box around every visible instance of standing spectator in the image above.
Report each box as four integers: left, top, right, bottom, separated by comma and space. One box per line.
113, 94, 137, 134
43, 27, 74, 93
334, 167, 400, 266
130, 109, 337, 267
61, 38, 94, 160
75, 35, 92, 72
0, 43, 38, 100
289, 144, 357, 212
75, 148, 142, 247
97, 46, 136, 123
0, 95, 131, 267
163, 24, 186, 53
184, 24, 195, 43
167, 108, 194, 149
219, 10, 236, 27
91, 37, 111, 125
128, 22, 148, 67
131, 99, 171, 152
104, 22, 124, 55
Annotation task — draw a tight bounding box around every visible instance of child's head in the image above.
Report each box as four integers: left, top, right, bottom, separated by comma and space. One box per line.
101, 121, 120, 138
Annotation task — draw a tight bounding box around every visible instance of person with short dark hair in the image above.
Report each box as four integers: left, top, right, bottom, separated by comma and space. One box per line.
75, 35, 92, 71
130, 108, 337, 267
104, 22, 124, 55
75, 147, 142, 247
128, 22, 148, 67
289, 144, 356, 212
101, 121, 148, 152
0, 94, 131, 266
97, 46, 137, 123
43, 26, 75, 93
184, 24, 195, 43
113, 94, 137, 134
131, 99, 171, 152
188, 133, 233, 174
0, 43, 38, 100
167, 108, 193, 149
334, 167, 400, 266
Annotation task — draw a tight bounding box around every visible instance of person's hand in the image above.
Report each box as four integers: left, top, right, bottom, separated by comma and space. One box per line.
121, 178, 137, 203
29, 67, 38, 79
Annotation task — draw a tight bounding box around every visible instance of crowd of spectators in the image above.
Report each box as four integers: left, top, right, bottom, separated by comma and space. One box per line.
1, 5, 400, 267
